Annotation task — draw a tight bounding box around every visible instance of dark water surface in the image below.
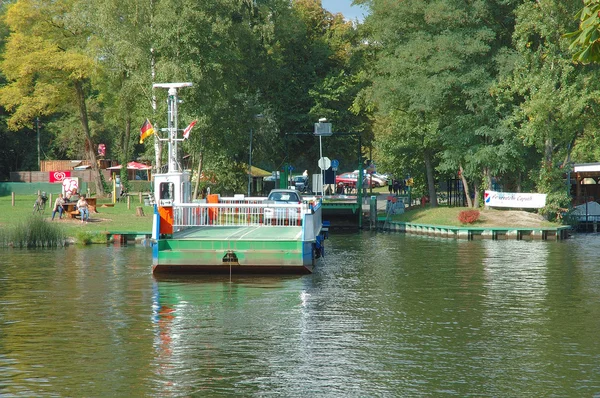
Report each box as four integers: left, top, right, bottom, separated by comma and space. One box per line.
1, 233, 599, 397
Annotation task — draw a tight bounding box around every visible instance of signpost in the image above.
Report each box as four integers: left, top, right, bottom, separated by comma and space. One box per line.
331, 159, 339, 171
315, 120, 332, 195
318, 157, 331, 170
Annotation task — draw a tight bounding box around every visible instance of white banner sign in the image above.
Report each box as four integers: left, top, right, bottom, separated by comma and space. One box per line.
484, 190, 547, 209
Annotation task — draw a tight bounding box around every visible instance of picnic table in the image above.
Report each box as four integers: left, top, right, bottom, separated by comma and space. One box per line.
64, 198, 98, 219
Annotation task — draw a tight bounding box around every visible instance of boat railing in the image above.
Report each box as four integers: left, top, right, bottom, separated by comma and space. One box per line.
570, 214, 600, 223
219, 196, 267, 205
172, 202, 319, 230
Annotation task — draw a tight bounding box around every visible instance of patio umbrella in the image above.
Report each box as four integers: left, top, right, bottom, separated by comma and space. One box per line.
107, 161, 152, 170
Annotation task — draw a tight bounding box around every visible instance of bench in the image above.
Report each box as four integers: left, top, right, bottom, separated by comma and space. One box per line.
63, 202, 96, 219
69, 208, 94, 220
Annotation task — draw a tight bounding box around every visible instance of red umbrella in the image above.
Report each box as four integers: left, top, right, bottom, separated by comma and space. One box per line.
107, 161, 151, 170
126, 161, 152, 170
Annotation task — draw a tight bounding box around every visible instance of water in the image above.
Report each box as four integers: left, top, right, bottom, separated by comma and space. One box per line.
1, 233, 599, 396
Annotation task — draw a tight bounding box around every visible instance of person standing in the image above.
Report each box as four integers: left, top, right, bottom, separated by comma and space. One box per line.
388, 177, 393, 194
51, 193, 65, 220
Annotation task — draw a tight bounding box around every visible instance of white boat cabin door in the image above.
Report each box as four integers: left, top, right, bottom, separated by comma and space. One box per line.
154, 172, 191, 207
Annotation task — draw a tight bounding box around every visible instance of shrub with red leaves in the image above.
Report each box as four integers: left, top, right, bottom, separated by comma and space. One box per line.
458, 210, 480, 224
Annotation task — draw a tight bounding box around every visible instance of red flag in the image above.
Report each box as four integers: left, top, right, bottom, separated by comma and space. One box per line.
183, 120, 197, 139
139, 119, 154, 144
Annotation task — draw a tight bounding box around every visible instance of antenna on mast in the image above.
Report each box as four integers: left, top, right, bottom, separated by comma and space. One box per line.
152, 82, 193, 173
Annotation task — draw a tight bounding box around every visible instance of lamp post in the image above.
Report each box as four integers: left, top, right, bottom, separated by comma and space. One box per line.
315, 118, 332, 195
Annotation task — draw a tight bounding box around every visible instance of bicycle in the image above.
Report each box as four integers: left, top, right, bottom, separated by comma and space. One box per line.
33, 192, 48, 214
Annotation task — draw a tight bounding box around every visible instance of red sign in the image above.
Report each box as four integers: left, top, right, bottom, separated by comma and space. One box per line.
49, 171, 71, 183
98, 143, 106, 157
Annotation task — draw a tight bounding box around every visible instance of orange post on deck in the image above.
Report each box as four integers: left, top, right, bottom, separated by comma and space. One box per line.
158, 206, 174, 235
207, 194, 219, 224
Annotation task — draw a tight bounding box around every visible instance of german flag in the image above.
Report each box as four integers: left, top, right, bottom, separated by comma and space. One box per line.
139, 119, 154, 144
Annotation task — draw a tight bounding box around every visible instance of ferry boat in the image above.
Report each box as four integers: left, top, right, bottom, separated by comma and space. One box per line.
150, 83, 327, 274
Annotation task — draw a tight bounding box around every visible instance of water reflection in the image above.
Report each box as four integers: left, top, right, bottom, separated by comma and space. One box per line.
1, 235, 600, 396
150, 275, 310, 396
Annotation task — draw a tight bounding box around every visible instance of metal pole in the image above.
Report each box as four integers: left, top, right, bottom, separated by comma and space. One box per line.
36, 117, 40, 170
248, 128, 253, 197
319, 135, 324, 195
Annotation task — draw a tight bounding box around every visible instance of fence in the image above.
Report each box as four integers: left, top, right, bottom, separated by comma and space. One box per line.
171, 199, 323, 241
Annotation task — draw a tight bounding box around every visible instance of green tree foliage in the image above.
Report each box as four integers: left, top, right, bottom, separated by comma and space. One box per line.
88, 0, 155, 186
366, 0, 516, 207
497, 0, 600, 217
565, 0, 600, 63
0, 0, 104, 194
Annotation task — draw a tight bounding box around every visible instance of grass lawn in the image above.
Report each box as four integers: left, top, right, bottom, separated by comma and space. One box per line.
390, 205, 562, 228
0, 194, 153, 239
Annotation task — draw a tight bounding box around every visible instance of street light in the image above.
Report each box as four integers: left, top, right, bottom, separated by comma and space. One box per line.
248, 114, 264, 197
314, 118, 332, 195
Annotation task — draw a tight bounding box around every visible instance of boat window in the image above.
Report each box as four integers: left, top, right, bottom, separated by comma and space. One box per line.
160, 182, 173, 200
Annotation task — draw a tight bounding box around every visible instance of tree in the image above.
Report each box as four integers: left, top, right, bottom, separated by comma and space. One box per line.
499, 0, 600, 217
89, 0, 155, 188
366, 0, 513, 207
0, 0, 105, 194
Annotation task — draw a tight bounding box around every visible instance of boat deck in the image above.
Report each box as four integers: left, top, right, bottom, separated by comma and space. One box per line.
173, 225, 303, 241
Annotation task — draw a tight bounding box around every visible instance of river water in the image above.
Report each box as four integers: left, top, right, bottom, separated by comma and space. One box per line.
1, 232, 599, 397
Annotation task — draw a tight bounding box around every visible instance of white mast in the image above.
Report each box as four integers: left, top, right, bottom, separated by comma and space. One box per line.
152, 82, 193, 173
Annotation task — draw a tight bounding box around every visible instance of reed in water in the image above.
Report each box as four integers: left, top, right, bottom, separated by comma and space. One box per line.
0, 216, 67, 248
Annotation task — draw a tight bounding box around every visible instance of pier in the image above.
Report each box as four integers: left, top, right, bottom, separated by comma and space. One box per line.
378, 220, 570, 240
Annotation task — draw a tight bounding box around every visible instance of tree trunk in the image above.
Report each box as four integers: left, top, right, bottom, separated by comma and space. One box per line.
473, 179, 480, 208
123, 117, 131, 165
483, 167, 492, 191
424, 151, 438, 207
459, 164, 473, 208
545, 137, 553, 164
120, 117, 131, 188
74, 80, 103, 196
154, 124, 163, 173
193, 151, 204, 200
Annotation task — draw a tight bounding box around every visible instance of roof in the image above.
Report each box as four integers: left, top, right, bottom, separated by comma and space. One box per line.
574, 163, 600, 173
248, 165, 271, 178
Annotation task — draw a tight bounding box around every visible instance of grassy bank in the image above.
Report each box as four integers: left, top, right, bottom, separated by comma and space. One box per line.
0, 194, 153, 244
390, 205, 561, 228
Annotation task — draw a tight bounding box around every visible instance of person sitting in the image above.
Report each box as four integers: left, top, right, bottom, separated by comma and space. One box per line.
65, 189, 78, 202
77, 195, 90, 223
51, 193, 66, 220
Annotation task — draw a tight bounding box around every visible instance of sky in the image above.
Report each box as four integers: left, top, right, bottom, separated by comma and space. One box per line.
321, 0, 368, 22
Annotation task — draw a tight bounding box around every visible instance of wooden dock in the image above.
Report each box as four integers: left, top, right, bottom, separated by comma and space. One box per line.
378, 220, 570, 240
105, 231, 152, 245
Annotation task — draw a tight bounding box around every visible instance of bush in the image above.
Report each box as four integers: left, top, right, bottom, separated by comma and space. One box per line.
458, 210, 480, 224
75, 231, 106, 245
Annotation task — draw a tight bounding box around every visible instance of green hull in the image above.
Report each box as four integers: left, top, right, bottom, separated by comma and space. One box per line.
153, 226, 318, 274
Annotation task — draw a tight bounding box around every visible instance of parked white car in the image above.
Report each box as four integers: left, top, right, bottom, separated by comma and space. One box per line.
264, 189, 303, 225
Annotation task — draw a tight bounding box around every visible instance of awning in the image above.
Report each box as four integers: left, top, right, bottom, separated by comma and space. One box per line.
247, 165, 271, 178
